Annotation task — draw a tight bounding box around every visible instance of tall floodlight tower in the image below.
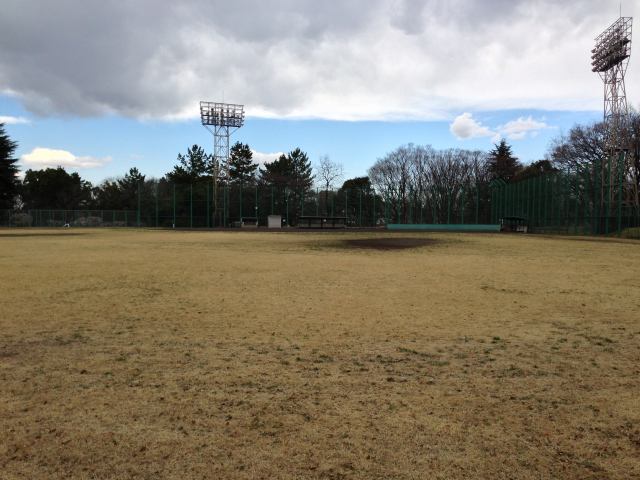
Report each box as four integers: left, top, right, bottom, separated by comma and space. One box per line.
200, 101, 245, 226
591, 16, 633, 231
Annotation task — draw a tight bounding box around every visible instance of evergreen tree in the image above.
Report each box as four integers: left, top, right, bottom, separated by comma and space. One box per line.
93, 168, 146, 210
167, 145, 212, 183
228, 142, 257, 184
488, 139, 521, 182
117, 167, 145, 206
259, 153, 293, 187
0, 123, 20, 210
21, 167, 92, 209
259, 148, 314, 224
340, 176, 374, 195
259, 148, 314, 193
514, 160, 558, 182
289, 148, 314, 194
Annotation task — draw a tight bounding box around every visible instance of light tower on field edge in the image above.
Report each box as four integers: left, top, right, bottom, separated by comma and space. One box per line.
200, 101, 245, 226
591, 16, 633, 230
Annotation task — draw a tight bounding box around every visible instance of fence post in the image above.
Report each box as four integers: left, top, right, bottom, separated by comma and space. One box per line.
475, 185, 479, 224
447, 191, 451, 224
137, 180, 141, 227
172, 183, 176, 228
372, 192, 376, 227
617, 152, 624, 235
358, 189, 362, 227
239, 183, 243, 221
593, 158, 599, 235
285, 189, 289, 226
345, 188, 348, 224
224, 183, 228, 227
255, 185, 259, 225
155, 185, 159, 228
331, 191, 334, 217
189, 183, 193, 228
206, 183, 210, 228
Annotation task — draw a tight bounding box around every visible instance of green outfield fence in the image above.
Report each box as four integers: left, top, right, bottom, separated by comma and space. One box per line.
3, 163, 638, 234
1, 181, 492, 228
491, 154, 640, 235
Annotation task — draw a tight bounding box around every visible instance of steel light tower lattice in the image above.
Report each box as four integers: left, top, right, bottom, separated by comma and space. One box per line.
592, 17, 633, 153
591, 16, 633, 230
200, 101, 245, 226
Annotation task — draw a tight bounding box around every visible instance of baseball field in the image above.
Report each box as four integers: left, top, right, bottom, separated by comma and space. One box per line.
1, 229, 639, 479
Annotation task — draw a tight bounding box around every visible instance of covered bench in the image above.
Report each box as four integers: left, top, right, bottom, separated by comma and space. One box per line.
298, 216, 346, 229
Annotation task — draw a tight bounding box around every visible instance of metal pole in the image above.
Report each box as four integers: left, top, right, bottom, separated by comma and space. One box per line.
475, 184, 479, 224
206, 182, 210, 228
605, 156, 610, 235
190, 183, 193, 228
137, 180, 141, 227
372, 191, 376, 227
331, 191, 334, 217
223, 183, 228, 227
213, 160, 218, 227
155, 184, 159, 227
172, 183, 176, 228
345, 188, 348, 224
239, 182, 243, 222
358, 189, 362, 227
594, 158, 600, 235
617, 151, 624, 235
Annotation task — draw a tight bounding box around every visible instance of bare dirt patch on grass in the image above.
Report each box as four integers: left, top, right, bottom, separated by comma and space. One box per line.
1, 229, 639, 479
342, 236, 439, 250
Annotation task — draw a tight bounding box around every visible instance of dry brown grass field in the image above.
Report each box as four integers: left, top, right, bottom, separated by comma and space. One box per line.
1, 228, 639, 479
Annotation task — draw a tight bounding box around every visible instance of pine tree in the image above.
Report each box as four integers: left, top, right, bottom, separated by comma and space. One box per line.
228, 142, 257, 184
167, 145, 212, 183
488, 139, 521, 182
259, 154, 292, 187
0, 123, 20, 210
288, 147, 314, 194
259, 148, 314, 193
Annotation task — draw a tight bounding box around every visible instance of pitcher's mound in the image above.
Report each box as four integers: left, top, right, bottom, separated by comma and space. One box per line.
343, 237, 438, 250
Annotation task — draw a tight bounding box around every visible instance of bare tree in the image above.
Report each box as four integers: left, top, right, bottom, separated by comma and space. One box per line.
369, 144, 490, 223
315, 155, 343, 215
316, 155, 344, 192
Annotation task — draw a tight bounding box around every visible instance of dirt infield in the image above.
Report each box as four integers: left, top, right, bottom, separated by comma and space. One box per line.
1, 229, 639, 479
342, 236, 438, 250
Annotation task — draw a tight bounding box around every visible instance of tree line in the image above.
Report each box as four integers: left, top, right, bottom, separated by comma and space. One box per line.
1, 112, 639, 215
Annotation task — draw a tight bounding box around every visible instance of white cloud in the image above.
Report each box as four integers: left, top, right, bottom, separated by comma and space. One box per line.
0, 1, 637, 120
21, 147, 111, 169
451, 113, 550, 142
0, 115, 29, 125
450, 113, 495, 139
497, 116, 549, 140
251, 150, 283, 166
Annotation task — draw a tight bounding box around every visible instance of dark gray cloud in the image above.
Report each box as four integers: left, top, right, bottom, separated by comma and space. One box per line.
0, 0, 636, 120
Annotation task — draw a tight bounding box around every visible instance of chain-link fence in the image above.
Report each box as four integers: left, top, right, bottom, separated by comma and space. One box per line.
4, 166, 638, 234
1, 181, 492, 228
491, 156, 640, 235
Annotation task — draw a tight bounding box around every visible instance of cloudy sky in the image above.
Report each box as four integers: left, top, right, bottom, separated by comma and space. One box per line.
1, 0, 637, 182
